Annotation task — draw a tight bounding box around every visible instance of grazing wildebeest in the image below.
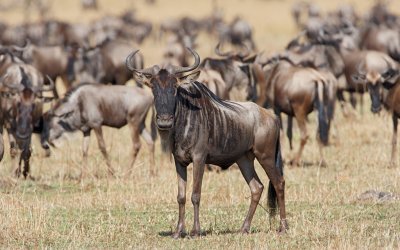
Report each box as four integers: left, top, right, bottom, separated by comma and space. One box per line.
257, 55, 336, 166
352, 58, 400, 167
0, 65, 53, 178
42, 83, 157, 177
126, 48, 287, 237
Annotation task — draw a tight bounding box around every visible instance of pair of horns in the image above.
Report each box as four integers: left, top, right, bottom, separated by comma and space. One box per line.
126, 47, 200, 75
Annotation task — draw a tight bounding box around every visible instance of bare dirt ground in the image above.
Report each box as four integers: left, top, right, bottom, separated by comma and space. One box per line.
0, 0, 399, 248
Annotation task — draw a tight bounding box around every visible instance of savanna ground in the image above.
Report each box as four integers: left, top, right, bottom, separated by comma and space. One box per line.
1, 0, 400, 248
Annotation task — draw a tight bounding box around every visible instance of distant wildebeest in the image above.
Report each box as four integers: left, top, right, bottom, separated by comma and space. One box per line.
361, 25, 400, 62
126, 48, 287, 237
18, 42, 72, 98
162, 31, 196, 67
200, 43, 255, 100
42, 83, 157, 177
81, 0, 98, 10
0, 65, 53, 178
352, 57, 400, 167
67, 39, 143, 85
257, 55, 336, 166
219, 17, 257, 51
197, 68, 227, 99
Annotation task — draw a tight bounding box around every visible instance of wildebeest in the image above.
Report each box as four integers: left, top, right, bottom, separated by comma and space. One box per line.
126, 48, 287, 237
257, 55, 336, 166
18, 43, 71, 97
200, 43, 254, 100
41, 83, 157, 177
0, 64, 53, 178
352, 57, 400, 167
361, 25, 400, 62
67, 39, 143, 85
81, 0, 98, 10
219, 17, 257, 51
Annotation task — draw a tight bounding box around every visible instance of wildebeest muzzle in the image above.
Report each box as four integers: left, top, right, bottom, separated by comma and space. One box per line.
156, 114, 174, 130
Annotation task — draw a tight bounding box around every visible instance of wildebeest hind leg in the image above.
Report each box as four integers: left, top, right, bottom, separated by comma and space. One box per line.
236, 155, 263, 234
390, 114, 398, 168
80, 131, 91, 180
291, 112, 308, 166
140, 129, 155, 176
255, 153, 287, 234
127, 124, 141, 175
94, 127, 114, 177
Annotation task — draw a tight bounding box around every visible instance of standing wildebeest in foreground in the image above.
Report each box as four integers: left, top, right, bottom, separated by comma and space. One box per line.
126, 48, 287, 237
42, 83, 156, 177
352, 59, 400, 167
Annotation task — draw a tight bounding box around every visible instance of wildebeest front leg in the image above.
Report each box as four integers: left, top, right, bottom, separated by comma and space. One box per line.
190, 158, 206, 237
94, 127, 114, 176
81, 131, 91, 179
173, 161, 187, 239
21, 148, 32, 179
236, 155, 264, 234
390, 114, 398, 168
7, 129, 17, 158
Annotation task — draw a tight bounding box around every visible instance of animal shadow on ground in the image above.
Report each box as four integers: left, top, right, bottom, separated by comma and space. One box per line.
158, 228, 262, 238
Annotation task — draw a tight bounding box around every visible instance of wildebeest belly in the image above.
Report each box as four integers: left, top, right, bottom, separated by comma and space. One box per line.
100, 108, 128, 128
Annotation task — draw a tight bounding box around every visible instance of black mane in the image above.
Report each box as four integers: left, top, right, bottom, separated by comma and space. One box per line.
178, 81, 242, 111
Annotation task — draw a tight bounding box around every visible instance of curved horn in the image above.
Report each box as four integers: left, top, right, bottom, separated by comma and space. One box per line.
2, 81, 23, 92
43, 75, 55, 91
171, 47, 200, 74
125, 50, 154, 75
32, 75, 55, 93
215, 42, 233, 57
238, 43, 250, 58
10, 39, 31, 52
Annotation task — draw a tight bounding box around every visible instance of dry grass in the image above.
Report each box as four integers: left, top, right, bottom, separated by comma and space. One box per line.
1, 0, 400, 248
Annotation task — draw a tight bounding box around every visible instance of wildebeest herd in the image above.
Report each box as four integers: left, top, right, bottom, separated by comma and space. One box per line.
0, 0, 399, 237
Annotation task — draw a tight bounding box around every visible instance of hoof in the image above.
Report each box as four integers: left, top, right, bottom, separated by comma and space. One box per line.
319, 160, 328, 168
289, 159, 300, 167
239, 227, 250, 234
172, 231, 185, 239
277, 219, 288, 235
388, 161, 397, 169
189, 230, 200, 238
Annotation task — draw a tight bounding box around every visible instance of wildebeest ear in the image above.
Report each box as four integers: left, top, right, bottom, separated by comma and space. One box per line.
351, 74, 366, 84
179, 70, 200, 84
41, 97, 55, 103
382, 69, 400, 85
55, 110, 74, 119
133, 72, 153, 88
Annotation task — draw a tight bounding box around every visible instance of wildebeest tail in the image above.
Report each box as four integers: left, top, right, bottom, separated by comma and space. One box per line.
315, 80, 329, 145
150, 107, 157, 141
268, 134, 283, 217
0, 133, 4, 162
